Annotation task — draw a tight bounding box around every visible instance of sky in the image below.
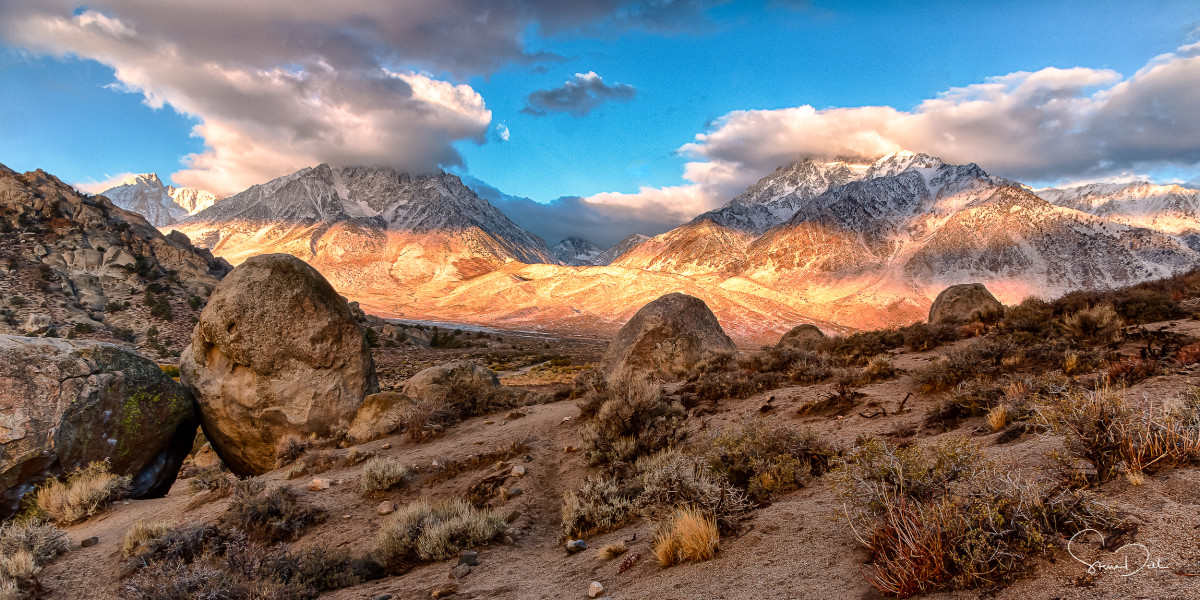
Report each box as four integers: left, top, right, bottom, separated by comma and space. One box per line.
1, 1, 1199, 247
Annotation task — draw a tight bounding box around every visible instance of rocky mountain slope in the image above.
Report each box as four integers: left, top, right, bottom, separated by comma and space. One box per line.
0, 163, 230, 357
551, 236, 603, 266
591, 233, 649, 266
1038, 181, 1200, 249
171, 165, 559, 294
99, 173, 219, 227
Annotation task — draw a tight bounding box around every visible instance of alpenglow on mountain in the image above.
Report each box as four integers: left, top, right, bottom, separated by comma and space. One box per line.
171, 164, 559, 306
162, 155, 1200, 344
99, 173, 219, 227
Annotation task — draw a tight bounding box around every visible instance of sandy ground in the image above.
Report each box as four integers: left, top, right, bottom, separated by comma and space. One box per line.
35, 323, 1200, 600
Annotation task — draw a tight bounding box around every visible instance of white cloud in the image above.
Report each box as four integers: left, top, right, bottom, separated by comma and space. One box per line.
73, 172, 140, 195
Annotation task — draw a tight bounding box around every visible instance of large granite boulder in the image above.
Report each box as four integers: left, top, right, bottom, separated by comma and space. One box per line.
346, 392, 412, 442
600, 293, 737, 381
0, 336, 197, 520
180, 254, 378, 476
402, 362, 500, 400
928, 283, 1004, 324
777, 324, 826, 350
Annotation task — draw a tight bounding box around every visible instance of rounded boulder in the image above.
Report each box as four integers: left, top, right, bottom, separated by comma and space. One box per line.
600, 292, 737, 381
0, 336, 197, 520
928, 283, 1004, 324
180, 254, 378, 476
777, 324, 826, 350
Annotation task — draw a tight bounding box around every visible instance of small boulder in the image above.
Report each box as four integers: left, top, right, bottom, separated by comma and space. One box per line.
402, 362, 499, 400
458, 550, 478, 566
588, 581, 605, 598
347, 392, 412, 442
451, 563, 471, 579
80, 536, 99, 548
928, 283, 1004, 324
23, 314, 51, 334
308, 478, 330, 491
510, 465, 526, 477
566, 539, 587, 554
600, 292, 737, 382
0, 336, 197, 520
180, 254, 378, 476
777, 324, 826, 350
377, 501, 397, 516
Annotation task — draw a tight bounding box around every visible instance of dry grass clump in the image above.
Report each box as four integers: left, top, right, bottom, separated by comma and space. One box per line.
376, 499, 506, 570
0, 520, 69, 598
220, 481, 325, 543
597, 542, 628, 560
653, 508, 719, 567
360, 457, 410, 495
697, 414, 834, 504
122, 520, 172, 559
687, 370, 788, 403
34, 461, 130, 524
1039, 388, 1200, 483
740, 347, 835, 384
275, 433, 313, 467
119, 523, 376, 600
834, 438, 1113, 596
1060, 304, 1124, 346
1104, 356, 1160, 385
578, 376, 685, 470
398, 381, 527, 442
901, 321, 962, 352
913, 336, 1017, 393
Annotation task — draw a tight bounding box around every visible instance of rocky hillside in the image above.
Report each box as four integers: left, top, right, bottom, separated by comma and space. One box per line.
1038, 181, 1200, 248
99, 173, 219, 227
591, 233, 649, 266
0, 163, 230, 358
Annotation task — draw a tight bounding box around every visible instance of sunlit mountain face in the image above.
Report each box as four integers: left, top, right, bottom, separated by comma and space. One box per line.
159, 154, 1200, 346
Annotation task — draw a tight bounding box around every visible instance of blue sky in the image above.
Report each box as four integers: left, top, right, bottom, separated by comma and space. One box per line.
1, 1, 1198, 245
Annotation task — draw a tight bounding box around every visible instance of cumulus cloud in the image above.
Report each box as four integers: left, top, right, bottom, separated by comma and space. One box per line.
521, 72, 637, 117
0, 1, 718, 195
463, 176, 685, 247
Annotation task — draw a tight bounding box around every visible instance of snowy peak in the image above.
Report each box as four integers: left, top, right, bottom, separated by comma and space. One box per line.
593, 233, 650, 266
99, 173, 219, 227
551, 237, 604, 266
1036, 181, 1200, 237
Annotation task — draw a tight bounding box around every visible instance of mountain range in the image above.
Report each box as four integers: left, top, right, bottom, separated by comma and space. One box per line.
99, 154, 1200, 345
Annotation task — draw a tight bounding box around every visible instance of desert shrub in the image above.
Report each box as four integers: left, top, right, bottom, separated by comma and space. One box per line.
1177, 342, 1200, 365
597, 542, 628, 560
579, 376, 685, 470
653, 508, 719, 567
284, 451, 335, 480
35, 461, 131, 524
1039, 389, 1200, 482
795, 374, 864, 416
635, 451, 750, 532
1112, 288, 1185, 324
342, 448, 375, 466
901, 322, 960, 352
274, 433, 312, 467
376, 499, 506, 569
913, 336, 1017, 392
220, 481, 325, 543
854, 355, 898, 385
186, 465, 232, 493
560, 476, 636, 540
825, 329, 906, 365
123, 520, 173, 559
834, 438, 1113, 596
1104, 356, 1160, 385
1060, 304, 1123, 346
158, 364, 180, 378
360, 457, 410, 495
689, 370, 788, 403
120, 523, 373, 600
696, 414, 834, 504
0, 520, 69, 597
1000, 297, 1055, 336
399, 377, 526, 441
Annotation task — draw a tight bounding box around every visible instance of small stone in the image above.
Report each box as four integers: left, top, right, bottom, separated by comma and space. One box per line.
503, 535, 515, 544
588, 581, 604, 598
566, 539, 587, 554
484, 420, 494, 425
343, 514, 352, 519
308, 478, 329, 491
458, 550, 478, 566
562, 416, 571, 422
451, 563, 471, 579
508, 487, 523, 498
510, 465, 526, 477
431, 583, 458, 598
381, 443, 391, 449
523, 454, 532, 462
563, 445, 577, 453
377, 501, 397, 516
80, 536, 99, 548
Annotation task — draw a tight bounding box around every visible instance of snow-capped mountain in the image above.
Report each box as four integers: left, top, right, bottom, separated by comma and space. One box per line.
551, 237, 604, 266
1037, 182, 1200, 249
172, 165, 558, 293
592, 233, 650, 266
99, 173, 219, 227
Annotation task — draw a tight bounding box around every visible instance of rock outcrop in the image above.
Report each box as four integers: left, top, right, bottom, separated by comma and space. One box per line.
402, 362, 501, 400
180, 254, 378, 475
347, 392, 412, 442
0, 336, 197, 520
600, 293, 737, 381
928, 283, 1004, 324
777, 324, 826, 350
